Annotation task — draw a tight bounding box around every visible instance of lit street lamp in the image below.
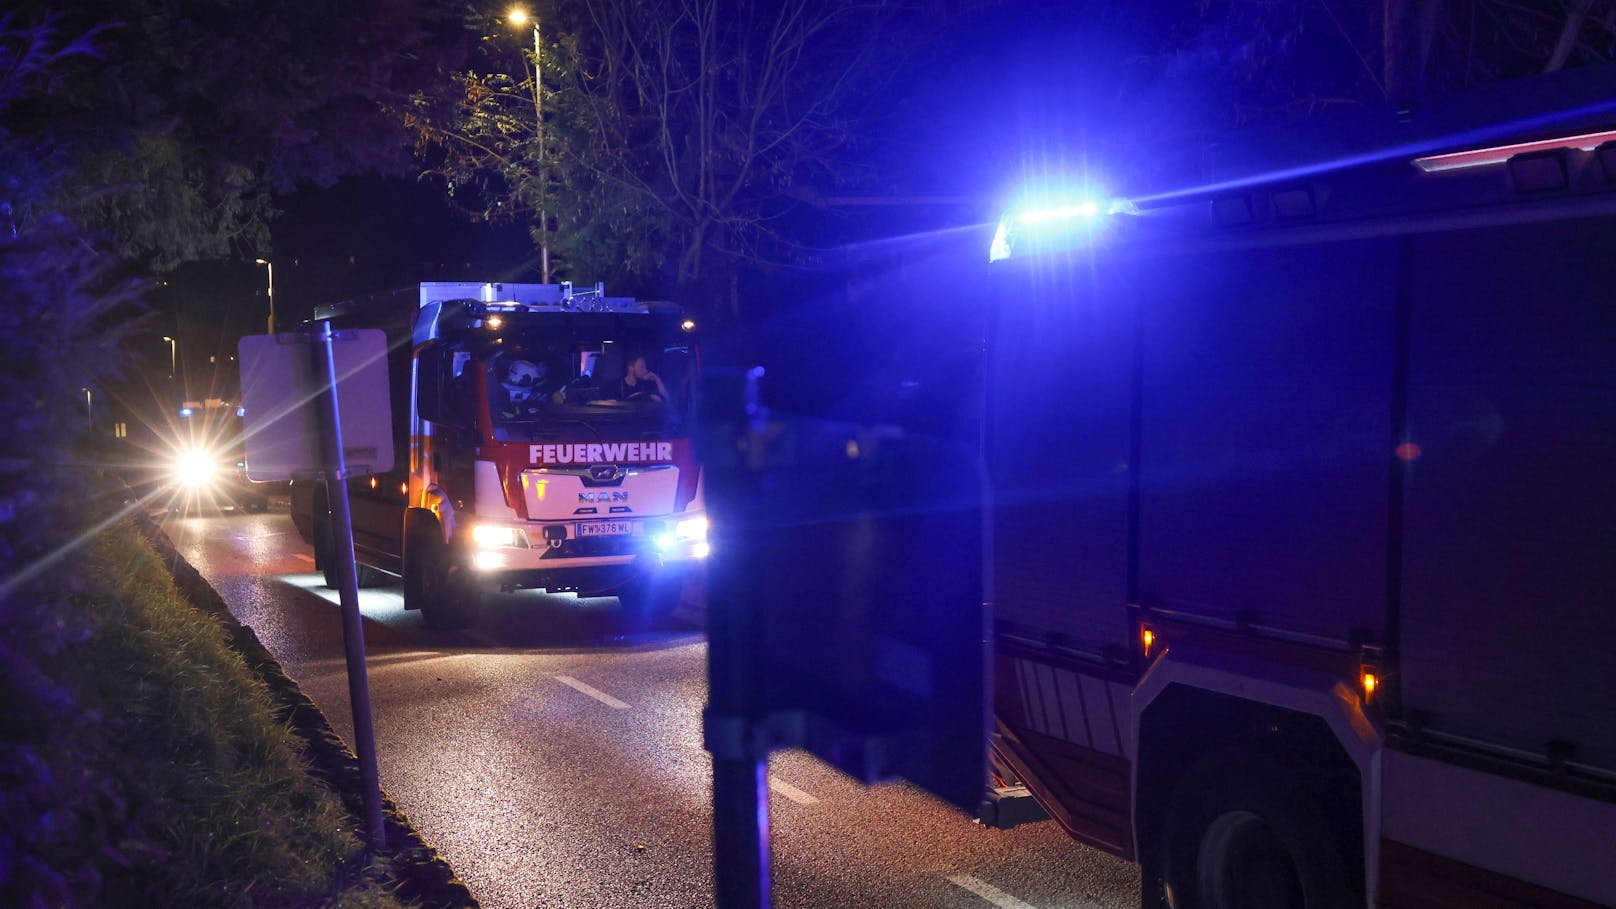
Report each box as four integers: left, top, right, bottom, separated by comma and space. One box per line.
255, 257, 276, 333
161, 336, 177, 380
508, 6, 551, 283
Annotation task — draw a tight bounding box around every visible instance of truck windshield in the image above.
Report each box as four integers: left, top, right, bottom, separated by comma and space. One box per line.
472, 318, 694, 443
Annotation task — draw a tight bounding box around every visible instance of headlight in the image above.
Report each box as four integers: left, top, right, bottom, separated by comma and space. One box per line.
471, 524, 525, 549
174, 448, 218, 488
673, 515, 708, 542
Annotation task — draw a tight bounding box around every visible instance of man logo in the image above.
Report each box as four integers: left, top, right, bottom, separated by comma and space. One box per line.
578, 491, 630, 503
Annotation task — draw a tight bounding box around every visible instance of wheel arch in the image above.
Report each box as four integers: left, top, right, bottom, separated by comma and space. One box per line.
1131, 647, 1382, 909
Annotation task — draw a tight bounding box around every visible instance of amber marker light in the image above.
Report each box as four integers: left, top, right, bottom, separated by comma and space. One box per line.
1141, 627, 1156, 658
1361, 669, 1379, 703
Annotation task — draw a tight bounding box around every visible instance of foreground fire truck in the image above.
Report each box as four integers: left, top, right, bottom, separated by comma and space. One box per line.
985, 70, 1616, 908
291, 281, 705, 628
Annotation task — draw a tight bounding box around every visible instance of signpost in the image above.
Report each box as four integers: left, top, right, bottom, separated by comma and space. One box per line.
238, 324, 393, 850
698, 313, 990, 907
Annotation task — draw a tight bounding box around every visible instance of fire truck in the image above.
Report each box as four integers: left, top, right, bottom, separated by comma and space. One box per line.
985, 68, 1616, 908
290, 281, 706, 628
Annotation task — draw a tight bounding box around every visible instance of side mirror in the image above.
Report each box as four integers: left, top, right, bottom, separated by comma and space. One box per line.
415, 347, 462, 427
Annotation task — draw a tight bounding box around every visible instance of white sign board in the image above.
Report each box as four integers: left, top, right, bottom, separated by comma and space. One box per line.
238, 329, 394, 481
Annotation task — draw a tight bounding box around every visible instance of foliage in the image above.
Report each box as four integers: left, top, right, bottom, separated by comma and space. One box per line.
2, 2, 475, 269
0, 524, 414, 908
1148, 0, 1616, 126
413, 0, 919, 311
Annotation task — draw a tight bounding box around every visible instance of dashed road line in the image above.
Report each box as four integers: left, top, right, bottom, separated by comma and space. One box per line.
554, 674, 631, 710
946, 874, 1039, 909
768, 775, 820, 805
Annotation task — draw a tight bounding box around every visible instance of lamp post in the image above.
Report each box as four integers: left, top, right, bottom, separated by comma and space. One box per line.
255, 258, 276, 333
161, 336, 178, 381
507, 6, 550, 283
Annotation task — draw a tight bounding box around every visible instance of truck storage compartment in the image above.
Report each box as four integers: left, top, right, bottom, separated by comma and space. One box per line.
1401, 218, 1616, 772
1133, 239, 1398, 644
988, 259, 1135, 656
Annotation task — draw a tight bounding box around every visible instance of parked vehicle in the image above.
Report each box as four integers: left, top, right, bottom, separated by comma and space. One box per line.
985, 68, 1616, 908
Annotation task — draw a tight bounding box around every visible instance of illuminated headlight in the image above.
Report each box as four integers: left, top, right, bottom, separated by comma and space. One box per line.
472, 551, 507, 570
673, 515, 709, 542
471, 524, 525, 549
174, 448, 218, 488
691, 541, 712, 560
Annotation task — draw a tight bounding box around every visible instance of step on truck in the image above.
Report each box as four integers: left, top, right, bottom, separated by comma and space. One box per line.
291, 281, 706, 628
984, 68, 1616, 909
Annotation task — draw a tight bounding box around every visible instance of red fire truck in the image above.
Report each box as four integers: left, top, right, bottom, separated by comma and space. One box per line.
985, 69, 1616, 908
291, 281, 705, 628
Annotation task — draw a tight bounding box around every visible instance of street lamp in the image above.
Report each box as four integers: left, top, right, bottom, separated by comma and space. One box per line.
255, 258, 276, 333
507, 6, 550, 283
161, 336, 177, 380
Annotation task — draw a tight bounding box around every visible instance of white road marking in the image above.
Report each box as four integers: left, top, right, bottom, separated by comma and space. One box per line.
554, 674, 630, 710
768, 775, 819, 805
946, 874, 1039, 909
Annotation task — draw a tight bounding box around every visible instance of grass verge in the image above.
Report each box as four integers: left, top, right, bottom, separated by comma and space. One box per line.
0, 521, 413, 908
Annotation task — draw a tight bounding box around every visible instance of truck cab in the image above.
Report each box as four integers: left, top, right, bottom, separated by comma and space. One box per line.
294, 282, 705, 628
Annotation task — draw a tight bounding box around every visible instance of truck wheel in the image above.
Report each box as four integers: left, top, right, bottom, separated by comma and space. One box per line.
1160, 752, 1358, 909
314, 511, 340, 589
315, 516, 388, 588
405, 530, 479, 630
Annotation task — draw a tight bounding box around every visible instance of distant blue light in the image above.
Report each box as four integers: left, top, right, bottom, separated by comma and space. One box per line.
236, 406, 246, 417
179, 407, 194, 418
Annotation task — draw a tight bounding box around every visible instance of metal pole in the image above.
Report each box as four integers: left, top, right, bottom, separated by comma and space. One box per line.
257, 258, 276, 334
531, 23, 550, 284
309, 320, 386, 850
703, 366, 772, 909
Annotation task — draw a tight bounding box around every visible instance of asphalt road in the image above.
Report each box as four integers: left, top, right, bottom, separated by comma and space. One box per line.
163, 508, 1140, 909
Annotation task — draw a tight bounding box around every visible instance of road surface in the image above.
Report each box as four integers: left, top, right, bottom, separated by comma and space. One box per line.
164, 508, 1140, 909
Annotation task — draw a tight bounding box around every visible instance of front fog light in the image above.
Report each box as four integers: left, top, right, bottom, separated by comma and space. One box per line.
472, 524, 524, 549
674, 515, 709, 542
692, 541, 712, 560
472, 551, 506, 570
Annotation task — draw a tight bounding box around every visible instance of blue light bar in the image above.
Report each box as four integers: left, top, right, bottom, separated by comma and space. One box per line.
179, 406, 194, 418
988, 188, 1134, 262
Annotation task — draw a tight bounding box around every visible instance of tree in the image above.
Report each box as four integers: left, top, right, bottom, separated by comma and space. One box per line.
414, 0, 919, 312
3, 1, 476, 270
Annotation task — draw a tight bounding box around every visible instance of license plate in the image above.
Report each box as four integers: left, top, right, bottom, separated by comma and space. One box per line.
577, 521, 635, 538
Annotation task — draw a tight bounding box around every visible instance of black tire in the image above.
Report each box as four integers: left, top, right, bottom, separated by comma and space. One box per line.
313, 509, 340, 588
1159, 751, 1359, 909
315, 513, 389, 588
405, 529, 479, 630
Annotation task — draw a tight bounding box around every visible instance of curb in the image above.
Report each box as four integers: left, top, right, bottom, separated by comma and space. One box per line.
132, 511, 480, 909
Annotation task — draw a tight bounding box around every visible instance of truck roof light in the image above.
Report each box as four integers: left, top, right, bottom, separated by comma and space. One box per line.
988, 190, 1133, 262
1412, 127, 1616, 173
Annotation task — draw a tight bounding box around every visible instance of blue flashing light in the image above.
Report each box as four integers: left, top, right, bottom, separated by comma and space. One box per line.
179, 406, 194, 418
989, 187, 1135, 262
236, 406, 246, 417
